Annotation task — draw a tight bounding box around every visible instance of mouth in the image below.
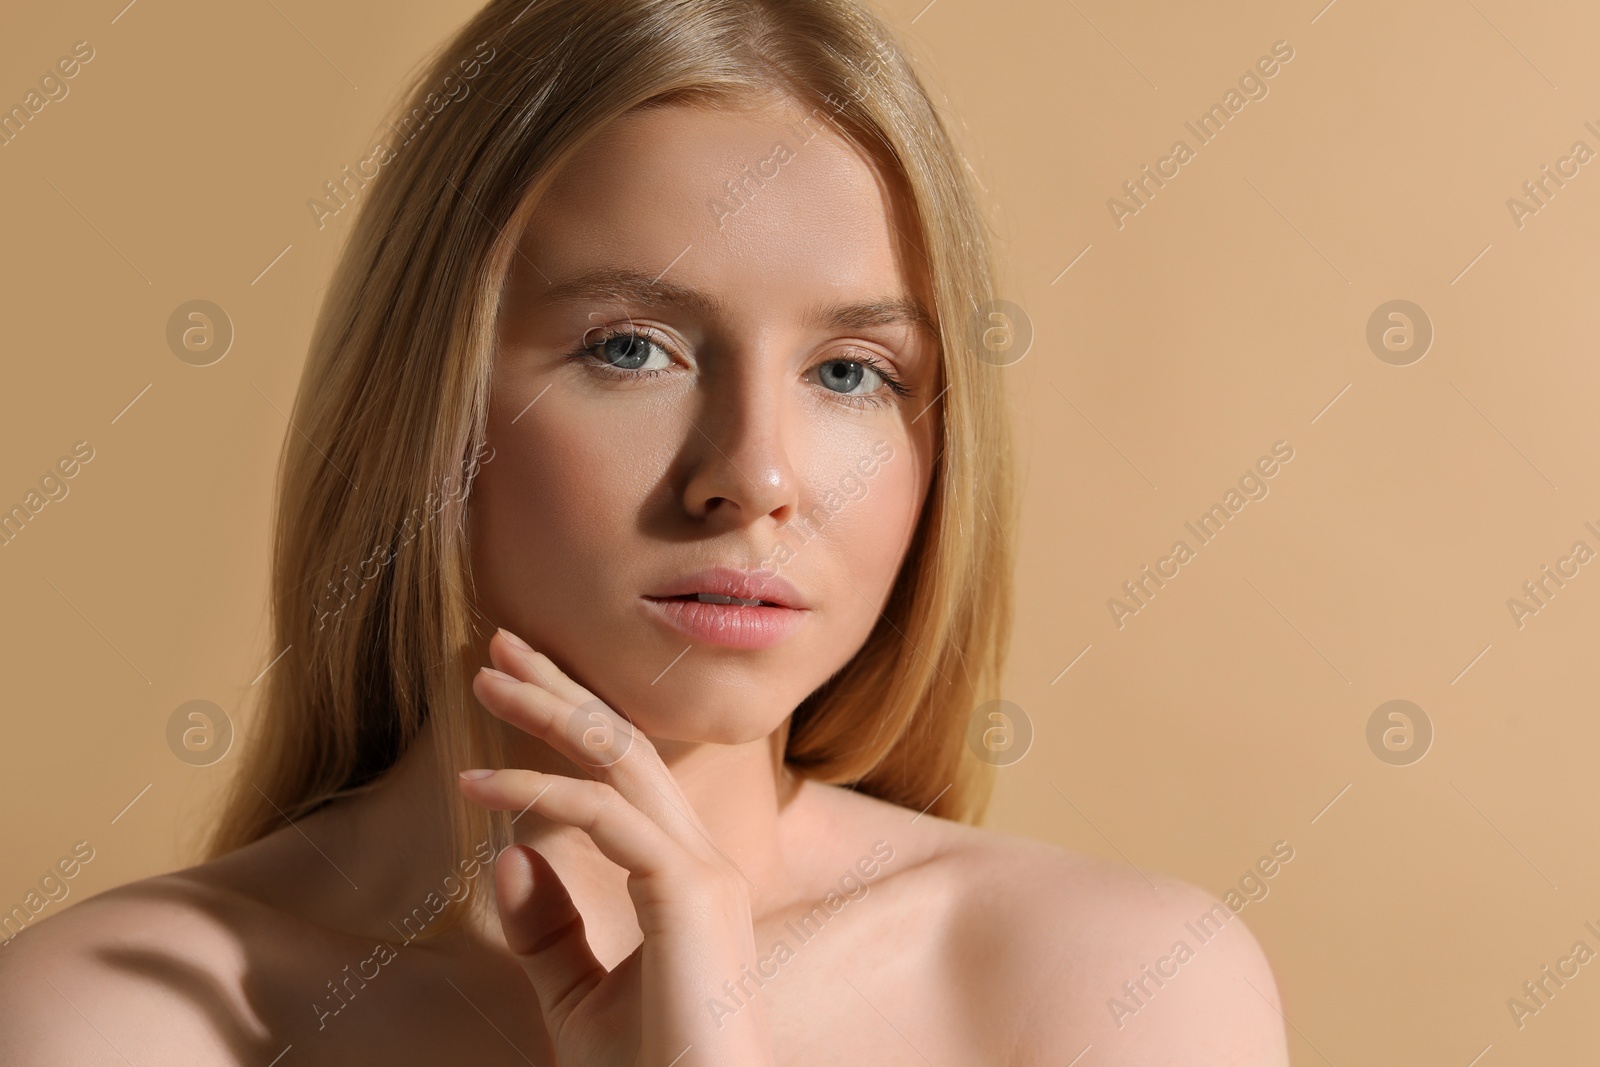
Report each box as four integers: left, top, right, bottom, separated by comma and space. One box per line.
643, 566, 809, 611
648, 592, 787, 608
638, 596, 809, 650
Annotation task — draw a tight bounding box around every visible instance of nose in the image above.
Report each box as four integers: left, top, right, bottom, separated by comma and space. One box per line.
680, 358, 799, 529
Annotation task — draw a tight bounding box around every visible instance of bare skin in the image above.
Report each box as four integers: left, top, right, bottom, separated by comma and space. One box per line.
0, 100, 1289, 1065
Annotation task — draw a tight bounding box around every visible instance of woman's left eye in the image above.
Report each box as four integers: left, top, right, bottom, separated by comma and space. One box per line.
814, 355, 912, 406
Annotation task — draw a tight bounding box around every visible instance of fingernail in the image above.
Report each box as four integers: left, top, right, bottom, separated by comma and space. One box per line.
458, 768, 496, 780
496, 627, 533, 652
479, 665, 516, 683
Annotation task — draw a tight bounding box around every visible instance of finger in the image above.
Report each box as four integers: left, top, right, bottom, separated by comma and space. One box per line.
473, 635, 732, 868
493, 844, 607, 1042
472, 664, 645, 776
489, 632, 648, 773
471, 670, 726, 867
477, 631, 647, 773
460, 769, 678, 877
489, 628, 596, 710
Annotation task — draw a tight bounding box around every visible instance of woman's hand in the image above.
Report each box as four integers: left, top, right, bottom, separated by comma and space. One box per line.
458, 627, 776, 1067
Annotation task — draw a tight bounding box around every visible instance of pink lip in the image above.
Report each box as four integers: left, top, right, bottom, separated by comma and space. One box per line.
645, 566, 808, 610
641, 566, 810, 649
639, 597, 808, 649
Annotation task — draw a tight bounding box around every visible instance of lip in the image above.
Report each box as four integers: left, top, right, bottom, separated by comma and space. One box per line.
639, 597, 808, 649
641, 566, 810, 650
644, 567, 808, 610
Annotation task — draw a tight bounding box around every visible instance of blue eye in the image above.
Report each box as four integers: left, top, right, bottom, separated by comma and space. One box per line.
819, 358, 874, 394
815, 354, 912, 406
582, 330, 673, 373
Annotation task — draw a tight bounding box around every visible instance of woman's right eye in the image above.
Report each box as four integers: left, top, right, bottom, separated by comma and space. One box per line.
574, 329, 675, 375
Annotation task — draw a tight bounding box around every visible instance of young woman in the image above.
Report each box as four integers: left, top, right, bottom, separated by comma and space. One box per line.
0, 1, 1288, 1062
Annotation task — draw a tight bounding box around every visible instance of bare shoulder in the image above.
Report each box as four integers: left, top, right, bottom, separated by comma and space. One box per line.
945, 824, 1288, 1065
0, 867, 297, 1066
799, 782, 1290, 1065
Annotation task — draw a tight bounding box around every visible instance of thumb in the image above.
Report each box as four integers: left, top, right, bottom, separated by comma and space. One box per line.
494, 843, 607, 1037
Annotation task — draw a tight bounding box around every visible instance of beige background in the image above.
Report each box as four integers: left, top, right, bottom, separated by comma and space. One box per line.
2, 0, 1596, 1061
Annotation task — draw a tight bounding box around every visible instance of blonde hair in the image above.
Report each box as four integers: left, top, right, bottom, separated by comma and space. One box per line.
206, 0, 1016, 930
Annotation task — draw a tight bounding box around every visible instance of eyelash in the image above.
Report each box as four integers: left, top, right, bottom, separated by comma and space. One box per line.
564, 326, 913, 409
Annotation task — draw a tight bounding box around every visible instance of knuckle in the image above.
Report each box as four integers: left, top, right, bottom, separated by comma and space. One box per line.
589, 780, 625, 812
576, 781, 622, 835
625, 726, 656, 758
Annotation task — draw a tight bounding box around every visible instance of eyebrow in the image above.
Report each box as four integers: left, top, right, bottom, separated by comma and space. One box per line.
531, 266, 938, 338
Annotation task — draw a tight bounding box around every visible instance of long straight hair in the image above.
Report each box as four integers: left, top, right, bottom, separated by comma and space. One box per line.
206, 0, 1017, 930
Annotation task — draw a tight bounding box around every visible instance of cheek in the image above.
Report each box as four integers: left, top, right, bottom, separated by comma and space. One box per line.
807, 444, 926, 615
470, 401, 664, 623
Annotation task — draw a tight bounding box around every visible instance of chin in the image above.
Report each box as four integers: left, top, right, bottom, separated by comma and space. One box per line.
601, 676, 800, 747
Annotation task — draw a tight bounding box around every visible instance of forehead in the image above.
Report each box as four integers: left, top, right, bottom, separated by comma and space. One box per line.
511, 99, 932, 319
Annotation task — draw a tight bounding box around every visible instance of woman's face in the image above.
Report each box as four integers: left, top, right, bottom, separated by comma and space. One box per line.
470, 98, 940, 745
